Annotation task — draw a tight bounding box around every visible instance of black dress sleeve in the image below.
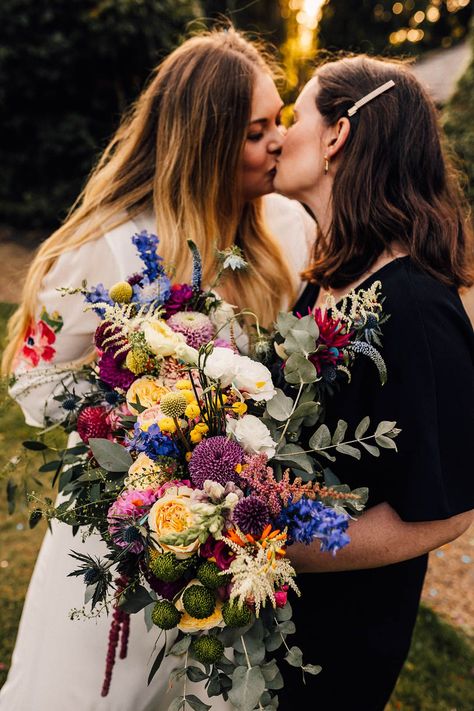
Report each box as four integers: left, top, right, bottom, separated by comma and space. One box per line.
321, 259, 474, 522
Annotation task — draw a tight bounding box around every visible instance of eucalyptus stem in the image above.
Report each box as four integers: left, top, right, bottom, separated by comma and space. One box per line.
276, 382, 305, 448
240, 636, 264, 711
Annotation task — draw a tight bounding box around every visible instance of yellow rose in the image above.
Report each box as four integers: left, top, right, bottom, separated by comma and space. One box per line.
190, 429, 202, 444
194, 422, 209, 434
126, 377, 169, 415
148, 485, 200, 559
180, 389, 196, 404
176, 584, 224, 633
232, 401, 248, 416
175, 379, 192, 391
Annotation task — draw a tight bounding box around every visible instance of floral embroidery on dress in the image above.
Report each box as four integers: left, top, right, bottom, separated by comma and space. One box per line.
19, 307, 64, 369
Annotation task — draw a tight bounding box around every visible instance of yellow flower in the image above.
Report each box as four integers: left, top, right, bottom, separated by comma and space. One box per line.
185, 452, 193, 462
124, 452, 163, 489
158, 417, 177, 434
176, 584, 223, 633
142, 319, 185, 358
194, 422, 209, 434
181, 389, 195, 404
137, 404, 164, 432
175, 379, 192, 390
232, 401, 248, 416
148, 485, 200, 558
126, 377, 169, 415
215, 393, 228, 410
185, 402, 201, 420
190, 429, 202, 444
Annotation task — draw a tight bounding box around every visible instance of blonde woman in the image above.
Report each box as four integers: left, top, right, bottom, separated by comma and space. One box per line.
0, 28, 315, 711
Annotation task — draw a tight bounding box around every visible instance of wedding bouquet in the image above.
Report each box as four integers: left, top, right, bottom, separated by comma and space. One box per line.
17, 232, 399, 710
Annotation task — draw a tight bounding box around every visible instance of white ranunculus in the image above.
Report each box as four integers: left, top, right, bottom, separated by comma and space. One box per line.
233, 356, 276, 402
203, 347, 239, 387
227, 415, 277, 459
142, 319, 185, 358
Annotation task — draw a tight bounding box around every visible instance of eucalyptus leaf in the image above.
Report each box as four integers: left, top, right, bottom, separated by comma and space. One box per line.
265, 670, 284, 690
167, 698, 184, 711
38, 460, 61, 472
228, 666, 266, 711
144, 602, 155, 632
261, 659, 279, 682
22, 440, 48, 451
331, 419, 348, 445
335, 443, 361, 460
169, 666, 188, 686
360, 442, 380, 457
309, 424, 331, 450
285, 646, 303, 668
273, 444, 314, 475
186, 694, 211, 710
264, 632, 283, 652
374, 421, 397, 437
284, 353, 317, 385
275, 312, 299, 337
323, 468, 341, 486
290, 401, 320, 421
186, 666, 209, 682
275, 602, 292, 621
375, 435, 398, 450
302, 664, 322, 675
29, 509, 43, 529
89, 438, 133, 472
355, 416, 370, 439
265, 389, 293, 422
277, 621, 296, 635
283, 329, 316, 356
168, 635, 192, 656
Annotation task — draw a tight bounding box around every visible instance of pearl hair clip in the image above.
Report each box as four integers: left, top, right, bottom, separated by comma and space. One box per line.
347, 80, 396, 117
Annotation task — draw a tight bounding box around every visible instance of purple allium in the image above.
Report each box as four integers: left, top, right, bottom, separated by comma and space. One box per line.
167, 311, 215, 349
164, 283, 194, 318
189, 436, 244, 488
98, 349, 135, 391
107, 489, 158, 553
277, 498, 350, 554
232, 496, 271, 537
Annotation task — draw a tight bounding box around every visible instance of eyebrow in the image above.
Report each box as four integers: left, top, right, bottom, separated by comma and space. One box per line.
249, 103, 284, 125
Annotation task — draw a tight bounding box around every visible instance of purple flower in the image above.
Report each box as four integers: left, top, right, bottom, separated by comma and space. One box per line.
94, 321, 122, 353
232, 496, 271, 537
163, 284, 194, 318
85, 283, 113, 317
98, 349, 135, 391
189, 436, 244, 488
107, 489, 158, 553
277, 498, 350, 555
167, 311, 215, 349
200, 537, 235, 570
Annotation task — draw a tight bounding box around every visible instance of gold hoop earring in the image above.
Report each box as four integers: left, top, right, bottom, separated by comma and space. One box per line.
324, 155, 329, 175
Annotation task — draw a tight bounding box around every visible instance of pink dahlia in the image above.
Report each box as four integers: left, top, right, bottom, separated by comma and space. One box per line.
107, 489, 158, 553
189, 436, 244, 488
167, 311, 215, 349
77, 405, 111, 443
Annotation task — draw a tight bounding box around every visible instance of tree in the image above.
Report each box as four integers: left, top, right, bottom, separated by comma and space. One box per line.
0, 0, 201, 228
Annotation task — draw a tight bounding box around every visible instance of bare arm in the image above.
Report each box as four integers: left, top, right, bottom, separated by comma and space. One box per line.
288, 502, 473, 573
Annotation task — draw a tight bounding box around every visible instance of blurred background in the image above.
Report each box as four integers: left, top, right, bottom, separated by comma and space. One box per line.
1, 2, 473, 709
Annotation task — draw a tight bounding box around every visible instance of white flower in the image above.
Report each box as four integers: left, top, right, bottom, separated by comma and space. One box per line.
227, 415, 277, 459
203, 347, 238, 387
174, 342, 199, 365
142, 319, 185, 358
233, 356, 276, 402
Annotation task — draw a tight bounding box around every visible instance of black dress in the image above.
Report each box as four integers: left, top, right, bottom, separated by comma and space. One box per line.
277, 257, 474, 711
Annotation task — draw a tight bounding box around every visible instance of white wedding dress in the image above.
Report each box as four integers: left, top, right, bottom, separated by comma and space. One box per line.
0, 196, 315, 711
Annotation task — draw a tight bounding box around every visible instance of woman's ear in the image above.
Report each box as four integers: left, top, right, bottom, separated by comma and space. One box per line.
327, 117, 351, 159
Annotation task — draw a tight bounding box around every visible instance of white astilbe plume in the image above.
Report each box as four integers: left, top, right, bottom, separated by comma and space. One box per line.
86, 301, 165, 356
326, 280, 384, 330
223, 536, 300, 617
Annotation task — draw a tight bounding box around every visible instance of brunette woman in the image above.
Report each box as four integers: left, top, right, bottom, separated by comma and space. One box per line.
274, 55, 474, 710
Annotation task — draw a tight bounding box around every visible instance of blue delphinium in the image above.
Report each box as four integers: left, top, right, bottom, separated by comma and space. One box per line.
132, 231, 164, 282
84, 283, 113, 317
278, 498, 350, 555
126, 422, 179, 460
132, 274, 171, 306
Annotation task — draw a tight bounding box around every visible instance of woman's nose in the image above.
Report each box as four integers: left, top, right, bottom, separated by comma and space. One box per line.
268, 125, 286, 154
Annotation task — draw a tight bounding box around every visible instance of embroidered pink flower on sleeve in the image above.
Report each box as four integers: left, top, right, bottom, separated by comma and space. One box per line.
19, 307, 64, 369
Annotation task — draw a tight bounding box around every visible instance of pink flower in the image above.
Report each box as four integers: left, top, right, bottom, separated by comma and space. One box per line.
274, 585, 289, 608
200, 537, 235, 570
107, 488, 159, 553
106, 403, 132, 432
20, 319, 56, 368
155, 479, 192, 499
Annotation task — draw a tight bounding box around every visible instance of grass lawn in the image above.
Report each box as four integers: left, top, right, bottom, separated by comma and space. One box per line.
0, 301, 473, 708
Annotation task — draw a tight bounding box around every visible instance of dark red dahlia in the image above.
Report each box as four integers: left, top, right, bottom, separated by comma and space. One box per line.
304, 308, 353, 374
77, 406, 111, 443
94, 322, 122, 353
98, 349, 135, 391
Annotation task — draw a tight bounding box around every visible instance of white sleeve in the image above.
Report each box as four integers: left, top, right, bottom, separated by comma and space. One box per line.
263, 193, 316, 297
9, 227, 142, 427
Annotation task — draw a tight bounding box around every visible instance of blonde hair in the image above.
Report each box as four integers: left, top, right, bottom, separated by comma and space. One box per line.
2, 27, 295, 374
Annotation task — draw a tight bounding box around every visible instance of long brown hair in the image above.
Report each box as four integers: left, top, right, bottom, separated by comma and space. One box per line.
3, 27, 295, 373
304, 54, 474, 290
